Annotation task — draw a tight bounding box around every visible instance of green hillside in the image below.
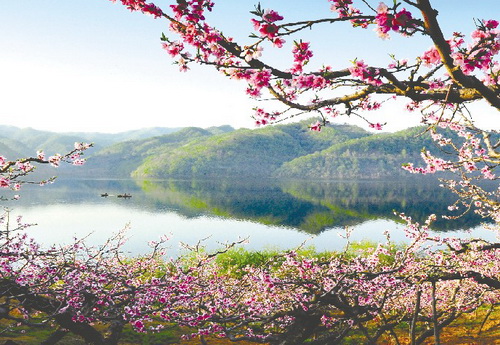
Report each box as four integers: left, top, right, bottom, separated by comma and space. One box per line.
82, 126, 234, 177
0, 122, 451, 180
131, 122, 370, 178
275, 126, 440, 179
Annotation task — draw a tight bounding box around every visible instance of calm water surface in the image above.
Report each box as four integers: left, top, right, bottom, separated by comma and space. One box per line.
1, 178, 494, 256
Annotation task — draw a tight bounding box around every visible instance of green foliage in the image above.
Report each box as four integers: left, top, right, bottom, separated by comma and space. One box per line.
0, 122, 447, 180
126, 123, 450, 180
0, 320, 180, 345
212, 243, 400, 277
131, 120, 371, 179
275, 126, 439, 179
119, 324, 179, 344
84, 126, 229, 177
215, 247, 282, 275
340, 240, 404, 265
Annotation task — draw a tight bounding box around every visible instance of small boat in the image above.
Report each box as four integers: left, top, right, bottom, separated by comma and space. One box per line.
100, 193, 109, 197
117, 193, 132, 198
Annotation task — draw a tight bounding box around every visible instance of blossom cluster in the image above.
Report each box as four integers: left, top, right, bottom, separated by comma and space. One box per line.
170, 0, 214, 23
109, 0, 163, 18
402, 113, 500, 219
348, 59, 382, 86
253, 107, 278, 126
420, 19, 499, 84
453, 19, 500, 76
328, 0, 368, 27
290, 40, 313, 74
0, 142, 91, 194
374, 3, 415, 39
250, 8, 285, 46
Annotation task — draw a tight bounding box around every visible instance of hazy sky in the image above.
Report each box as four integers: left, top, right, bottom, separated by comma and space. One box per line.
0, 1, 498, 133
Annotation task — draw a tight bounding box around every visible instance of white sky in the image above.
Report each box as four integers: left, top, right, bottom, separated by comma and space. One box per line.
0, 1, 498, 133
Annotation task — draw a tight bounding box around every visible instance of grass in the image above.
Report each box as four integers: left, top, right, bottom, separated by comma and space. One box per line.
0, 322, 180, 345
1, 308, 500, 344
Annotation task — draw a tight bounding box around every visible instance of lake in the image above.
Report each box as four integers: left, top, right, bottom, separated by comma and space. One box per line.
0, 178, 495, 256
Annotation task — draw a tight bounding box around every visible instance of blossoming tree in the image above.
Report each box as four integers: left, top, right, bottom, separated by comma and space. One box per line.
106, 0, 500, 222
0, 0, 499, 344
105, 0, 500, 343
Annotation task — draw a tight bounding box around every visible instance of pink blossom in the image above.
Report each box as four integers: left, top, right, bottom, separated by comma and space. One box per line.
348, 60, 382, 85
246, 87, 261, 98
272, 37, 286, 48
262, 9, 283, 23
249, 69, 271, 89
162, 41, 184, 57
250, 18, 260, 31
481, 166, 496, 179
110, 0, 163, 18
483, 62, 500, 85
16, 162, 33, 173
240, 46, 263, 62
48, 155, 62, 167
292, 41, 313, 62
309, 121, 322, 132
421, 47, 441, 66
258, 23, 279, 39
329, 0, 367, 27
0, 177, 10, 188
177, 57, 189, 72
36, 150, 45, 160
251, 8, 284, 40
134, 320, 145, 332
463, 161, 477, 172
375, 3, 414, 38
484, 19, 499, 29
369, 122, 383, 130
142, 3, 162, 18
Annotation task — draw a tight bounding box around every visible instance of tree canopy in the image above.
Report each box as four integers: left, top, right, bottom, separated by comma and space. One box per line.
105, 0, 500, 222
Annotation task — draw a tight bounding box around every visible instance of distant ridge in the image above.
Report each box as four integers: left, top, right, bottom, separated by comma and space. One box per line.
0, 125, 185, 154
0, 122, 447, 180
65, 127, 184, 146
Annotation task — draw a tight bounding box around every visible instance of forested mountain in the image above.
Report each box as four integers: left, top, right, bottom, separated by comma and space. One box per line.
275, 126, 439, 179
83, 126, 235, 177
131, 122, 370, 178
0, 122, 448, 180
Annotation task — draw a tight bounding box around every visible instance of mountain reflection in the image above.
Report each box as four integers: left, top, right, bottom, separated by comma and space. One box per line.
135, 178, 485, 233
3, 178, 487, 234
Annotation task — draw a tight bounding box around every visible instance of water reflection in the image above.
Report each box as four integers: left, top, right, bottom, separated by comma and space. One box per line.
134, 178, 486, 233
3, 178, 487, 233
0, 178, 492, 255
